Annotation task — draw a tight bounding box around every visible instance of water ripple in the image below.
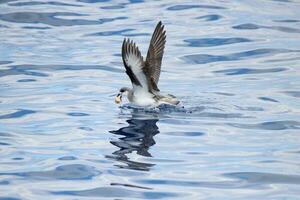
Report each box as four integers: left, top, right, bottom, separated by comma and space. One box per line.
135, 178, 255, 189
184, 37, 252, 47
233, 23, 300, 33
0, 109, 36, 120
8, 1, 82, 7
87, 28, 134, 36
52, 187, 179, 198
17, 79, 37, 82
258, 97, 279, 103
67, 112, 90, 117
137, 171, 300, 189
274, 19, 300, 23
0, 181, 10, 185
77, 0, 110, 3
165, 131, 205, 137
101, 5, 125, 9
0, 61, 13, 65
110, 182, 152, 190
196, 14, 222, 21
167, 4, 226, 11
225, 172, 300, 185
22, 26, 52, 30
228, 120, 300, 130
0, 164, 100, 180
0, 64, 121, 78
182, 49, 296, 64
214, 67, 287, 75
0, 197, 21, 200
0, 12, 126, 26
282, 91, 300, 98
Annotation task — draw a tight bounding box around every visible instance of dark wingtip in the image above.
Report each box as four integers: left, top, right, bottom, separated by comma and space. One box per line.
123, 38, 127, 44
122, 38, 126, 55
122, 38, 127, 49
157, 21, 163, 28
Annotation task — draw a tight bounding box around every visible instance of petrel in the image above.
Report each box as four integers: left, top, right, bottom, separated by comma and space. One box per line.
115, 21, 179, 106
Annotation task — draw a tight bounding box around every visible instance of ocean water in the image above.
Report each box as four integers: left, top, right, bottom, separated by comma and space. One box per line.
0, 0, 300, 199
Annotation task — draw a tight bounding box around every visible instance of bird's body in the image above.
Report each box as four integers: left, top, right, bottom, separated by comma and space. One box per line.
115, 21, 179, 107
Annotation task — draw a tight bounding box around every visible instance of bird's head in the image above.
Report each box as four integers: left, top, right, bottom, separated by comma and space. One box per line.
114, 87, 127, 104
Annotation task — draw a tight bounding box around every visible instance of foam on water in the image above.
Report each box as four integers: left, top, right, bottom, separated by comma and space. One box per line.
119, 103, 192, 114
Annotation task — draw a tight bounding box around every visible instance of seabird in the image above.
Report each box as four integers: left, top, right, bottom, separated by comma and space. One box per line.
115, 21, 179, 106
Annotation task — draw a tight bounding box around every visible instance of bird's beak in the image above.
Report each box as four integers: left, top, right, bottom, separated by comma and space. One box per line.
115, 93, 122, 104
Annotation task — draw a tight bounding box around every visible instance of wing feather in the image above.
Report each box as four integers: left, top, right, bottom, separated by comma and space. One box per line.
145, 21, 166, 87
122, 38, 148, 90
121, 21, 166, 94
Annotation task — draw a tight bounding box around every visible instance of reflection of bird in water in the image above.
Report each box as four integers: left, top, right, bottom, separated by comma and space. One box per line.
108, 117, 159, 171
115, 21, 179, 106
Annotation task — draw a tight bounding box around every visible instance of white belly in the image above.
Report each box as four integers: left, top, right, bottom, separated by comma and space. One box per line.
131, 87, 156, 106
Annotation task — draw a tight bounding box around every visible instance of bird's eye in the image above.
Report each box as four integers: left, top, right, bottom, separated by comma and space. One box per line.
120, 89, 125, 93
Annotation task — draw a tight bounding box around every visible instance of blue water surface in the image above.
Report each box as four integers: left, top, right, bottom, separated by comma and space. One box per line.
0, 0, 300, 199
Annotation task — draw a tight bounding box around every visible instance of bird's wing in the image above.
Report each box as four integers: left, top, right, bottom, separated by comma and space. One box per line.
144, 21, 166, 89
122, 38, 148, 90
